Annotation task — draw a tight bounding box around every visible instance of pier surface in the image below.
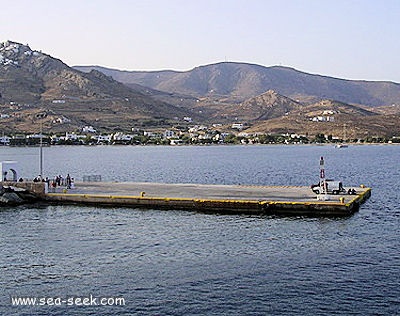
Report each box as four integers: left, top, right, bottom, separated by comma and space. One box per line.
45, 182, 371, 216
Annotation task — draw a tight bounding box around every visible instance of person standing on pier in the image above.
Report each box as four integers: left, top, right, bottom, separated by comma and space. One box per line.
66, 174, 72, 189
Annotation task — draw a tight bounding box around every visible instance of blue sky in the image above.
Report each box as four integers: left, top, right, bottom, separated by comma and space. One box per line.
1, 0, 400, 82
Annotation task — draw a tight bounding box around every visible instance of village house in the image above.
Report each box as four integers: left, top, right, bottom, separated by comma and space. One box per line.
82, 126, 97, 133
63, 132, 87, 142
163, 130, 175, 139
232, 123, 244, 130
94, 134, 112, 143
0, 135, 10, 145
52, 116, 71, 124
143, 131, 162, 138
113, 132, 134, 142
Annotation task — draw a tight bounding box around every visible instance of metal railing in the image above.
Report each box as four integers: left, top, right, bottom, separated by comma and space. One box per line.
82, 175, 102, 182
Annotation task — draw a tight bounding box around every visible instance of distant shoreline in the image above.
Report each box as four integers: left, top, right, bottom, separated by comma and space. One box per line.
2, 142, 400, 148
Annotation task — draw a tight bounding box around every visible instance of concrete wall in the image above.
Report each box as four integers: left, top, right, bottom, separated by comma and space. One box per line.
1, 181, 46, 196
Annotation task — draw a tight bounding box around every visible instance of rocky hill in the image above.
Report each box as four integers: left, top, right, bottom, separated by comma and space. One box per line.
76, 62, 400, 107
246, 99, 400, 139
233, 90, 302, 121
0, 41, 198, 133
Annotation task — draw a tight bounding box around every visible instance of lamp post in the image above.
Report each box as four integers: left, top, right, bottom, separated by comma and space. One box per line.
36, 112, 47, 178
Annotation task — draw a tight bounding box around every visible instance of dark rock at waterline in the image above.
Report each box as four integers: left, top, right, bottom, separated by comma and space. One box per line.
0, 185, 40, 205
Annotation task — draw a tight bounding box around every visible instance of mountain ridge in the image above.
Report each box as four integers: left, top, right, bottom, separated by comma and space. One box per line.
1, 40, 400, 137
75, 62, 400, 107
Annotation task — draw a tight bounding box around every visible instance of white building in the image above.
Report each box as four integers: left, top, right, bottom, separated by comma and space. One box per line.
311, 116, 335, 122
232, 123, 244, 130
113, 132, 134, 141
62, 133, 86, 142
82, 126, 97, 133
144, 131, 161, 138
0, 136, 10, 144
163, 130, 175, 139
26, 133, 45, 139
170, 139, 183, 145
95, 135, 112, 143
65, 132, 79, 141
53, 116, 71, 124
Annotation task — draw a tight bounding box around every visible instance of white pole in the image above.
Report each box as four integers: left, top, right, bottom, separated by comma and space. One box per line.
319, 156, 327, 194
317, 156, 330, 201
39, 120, 43, 177
36, 112, 47, 178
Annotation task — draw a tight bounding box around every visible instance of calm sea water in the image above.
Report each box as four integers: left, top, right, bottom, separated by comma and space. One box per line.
0, 145, 399, 315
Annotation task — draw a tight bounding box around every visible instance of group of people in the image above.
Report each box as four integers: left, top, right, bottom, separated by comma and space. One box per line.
51, 174, 74, 190
33, 174, 75, 191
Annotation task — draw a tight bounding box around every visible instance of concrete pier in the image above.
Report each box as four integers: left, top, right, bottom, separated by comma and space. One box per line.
45, 182, 372, 216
